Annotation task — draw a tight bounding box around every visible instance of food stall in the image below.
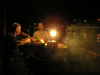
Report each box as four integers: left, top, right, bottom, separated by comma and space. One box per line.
18, 26, 100, 75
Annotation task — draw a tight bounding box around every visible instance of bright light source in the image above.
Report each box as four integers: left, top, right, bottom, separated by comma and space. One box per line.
50, 30, 56, 37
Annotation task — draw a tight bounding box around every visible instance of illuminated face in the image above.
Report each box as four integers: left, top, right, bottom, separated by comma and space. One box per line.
16, 25, 21, 35
38, 23, 44, 30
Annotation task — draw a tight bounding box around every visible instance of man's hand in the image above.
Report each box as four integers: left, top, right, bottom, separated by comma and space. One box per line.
16, 38, 31, 46
30, 37, 34, 42
21, 32, 30, 38
24, 38, 31, 43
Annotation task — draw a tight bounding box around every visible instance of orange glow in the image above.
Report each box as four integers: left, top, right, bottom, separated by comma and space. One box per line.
84, 33, 87, 41
84, 20, 87, 22
73, 33, 75, 39
41, 14, 66, 26
97, 34, 100, 42
98, 19, 100, 21
73, 19, 75, 22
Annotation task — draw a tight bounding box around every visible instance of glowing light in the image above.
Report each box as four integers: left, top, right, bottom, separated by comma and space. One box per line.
34, 23, 36, 25
84, 20, 87, 22
73, 19, 75, 22
50, 30, 56, 37
51, 40, 56, 42
98, 19, 100, 21
97, 34, 100, 42
45, 43, 47, 46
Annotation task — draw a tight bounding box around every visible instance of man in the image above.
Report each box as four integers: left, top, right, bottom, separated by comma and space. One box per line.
11, 22, 32, 40
2, 22, 31, 75
32, 23, 49, 42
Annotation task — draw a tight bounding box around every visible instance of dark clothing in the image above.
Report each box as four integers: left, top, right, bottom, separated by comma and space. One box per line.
16, 32, 27, 40
16, 32, 22, 40
2, 33, 19, 75
2, 57, 17, 75
3, 33, 19, 59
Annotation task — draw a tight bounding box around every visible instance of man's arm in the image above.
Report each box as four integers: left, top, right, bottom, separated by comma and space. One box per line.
21, 32, 34, 42
21, 32, 31, 38
16, 38, 31, 46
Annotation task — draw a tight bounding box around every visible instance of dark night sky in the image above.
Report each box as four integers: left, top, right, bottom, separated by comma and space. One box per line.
1, 0, 100, 28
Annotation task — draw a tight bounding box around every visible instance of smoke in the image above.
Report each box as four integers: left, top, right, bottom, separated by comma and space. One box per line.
63, 29, 83, 55
60, 21, 100, 60
44, 21, 100, 74
47, 21, 99, 61
48, 22, 100, 74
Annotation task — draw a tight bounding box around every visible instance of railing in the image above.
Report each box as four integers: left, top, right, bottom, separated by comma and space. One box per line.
84, 50, 100, 57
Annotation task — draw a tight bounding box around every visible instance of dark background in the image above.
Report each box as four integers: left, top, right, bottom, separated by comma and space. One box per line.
0, 0, 100, 34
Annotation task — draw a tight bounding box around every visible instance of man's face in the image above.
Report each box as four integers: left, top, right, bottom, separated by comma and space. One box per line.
16, 25, 21, 35
38, 23, 44, 30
